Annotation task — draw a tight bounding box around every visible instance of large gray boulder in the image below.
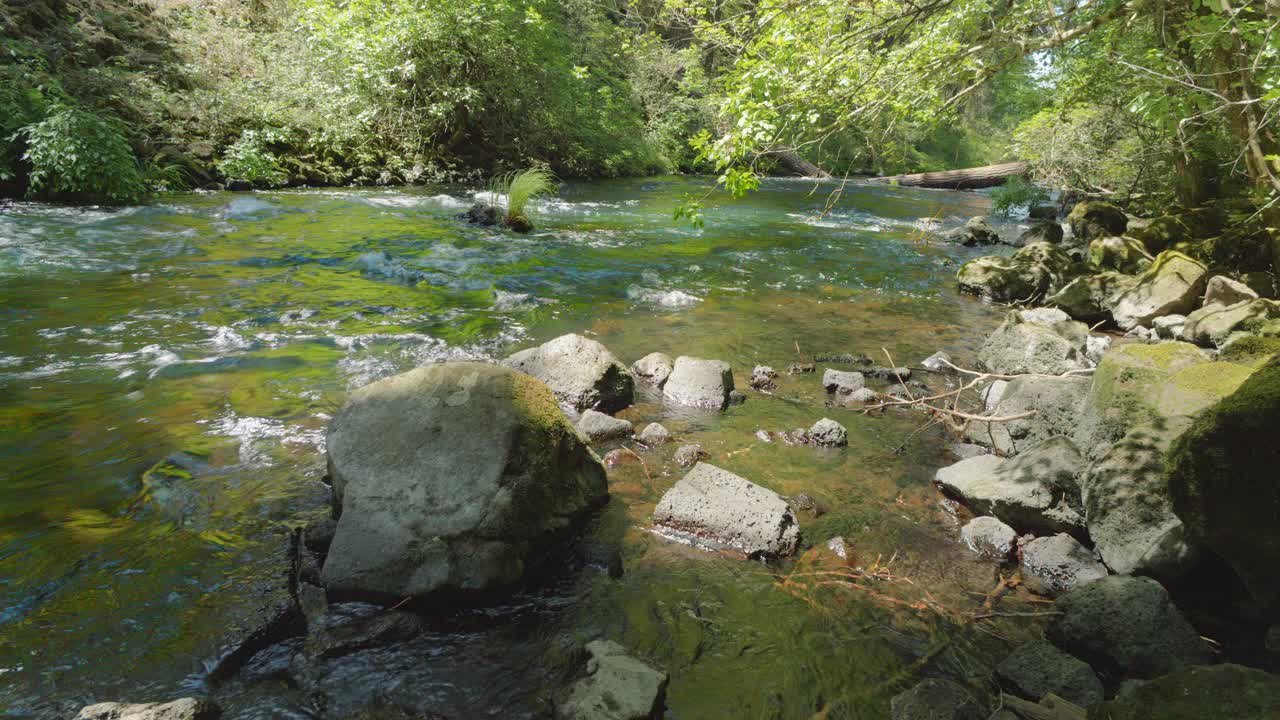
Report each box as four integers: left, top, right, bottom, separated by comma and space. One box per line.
322, 362, 608, 599
1045, 271, 1137, 324
631, 352, 674, 388
978, 310, 1089, 376
1084, 420, 1200, 580
75, 700, 221, 720
506, 334, 635, 412
957, 242, 1074, 303
890, 679, 983, 720
1019, 533, 1108, 596
965, 375, 1089, 456
652, 463, 798, 557
995, 640, 1104, 708
1067, 200, 1128, 243
577, 410, 634, 443
558, 640, 668, 720
663, 356, 734, 410
1108, 251, 1208, 330
934, 437, 1085, 536
1181, 298, 1280, 348
1046, 575, 1209, 679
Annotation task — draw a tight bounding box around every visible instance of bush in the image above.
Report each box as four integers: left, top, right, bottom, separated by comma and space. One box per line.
216, 129, 289, 188
990, 176, 1049, 217
18, 104, 146, 203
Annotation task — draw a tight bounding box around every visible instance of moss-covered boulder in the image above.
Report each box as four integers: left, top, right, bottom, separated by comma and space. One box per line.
1090, 664, 1280, 719
1168, 355, 1280, 610
1017, 221, 1064, 246
957, 242, 1074, 302
1126, 207, 1226, 255
1068, 200, 1128, 244
1073, 341, 1253, 459
1044, 271, 1137, 324
1087, 235, 1152, 274
1181, 298, 1280, 348
321, 362, 608, 599
1109, 251, 1209, 330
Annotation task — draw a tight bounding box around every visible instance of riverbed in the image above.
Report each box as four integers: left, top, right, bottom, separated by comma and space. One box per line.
0, 177, 1042, 718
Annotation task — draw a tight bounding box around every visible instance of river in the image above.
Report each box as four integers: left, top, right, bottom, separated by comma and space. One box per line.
0, 177, 1039, 719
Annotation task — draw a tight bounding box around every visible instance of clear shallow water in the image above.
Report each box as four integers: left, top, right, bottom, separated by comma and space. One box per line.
0, 177, 1041, 718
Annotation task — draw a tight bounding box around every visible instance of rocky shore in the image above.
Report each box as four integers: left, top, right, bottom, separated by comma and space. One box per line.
74, 203, 1280, 720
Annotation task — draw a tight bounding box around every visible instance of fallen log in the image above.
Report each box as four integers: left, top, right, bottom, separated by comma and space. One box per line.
868, 161, 1029, 190
765, 149, 832, 179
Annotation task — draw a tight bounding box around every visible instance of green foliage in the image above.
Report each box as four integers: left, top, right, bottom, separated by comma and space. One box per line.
18, 104, 145, 203
217, 130, 288, 188
490, 167, 556, 228
990, 176, 1048, 218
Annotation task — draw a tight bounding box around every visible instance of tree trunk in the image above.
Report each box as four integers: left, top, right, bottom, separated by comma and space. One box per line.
766, 149, 831, 178
867, 161, 1029, 190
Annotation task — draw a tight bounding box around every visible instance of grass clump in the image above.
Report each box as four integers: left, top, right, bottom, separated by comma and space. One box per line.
490, 167, 557, 232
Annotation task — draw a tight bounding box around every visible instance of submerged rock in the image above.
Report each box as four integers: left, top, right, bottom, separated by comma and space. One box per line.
807, 418, 848, 447
672, 444, 709, 468
75, 700, 221, 720
506, 334, 636, 413
978, 310, 1089, 376
577, 410, 634, 443
960, 516, 1016, 560
1168, 356, 1280, 609
1091, 664, 1280, 720
1108, 251, 1208, 330
321, 362, 608, 599
1046, 575, 1209, 679
920, 351, 953, 373
557, 640, 668, 720
652, 463, 799, 557
305, 604, 425, 659
663, 356, 735, 410
821, 368, 865, 403
631, 352, 674, 388
636, 422, 671, 446
1019, 533, 1108, 596
749, 365, 778, 391
889, 679, 982, 720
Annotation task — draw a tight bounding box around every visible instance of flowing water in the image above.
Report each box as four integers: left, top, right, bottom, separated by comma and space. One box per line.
0, 177, 1044, 719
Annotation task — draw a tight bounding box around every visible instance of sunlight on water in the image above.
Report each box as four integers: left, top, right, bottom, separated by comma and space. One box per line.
0, 178, 1042, 719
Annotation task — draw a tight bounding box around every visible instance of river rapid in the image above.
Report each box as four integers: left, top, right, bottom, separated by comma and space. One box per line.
0, 177, 1042, 719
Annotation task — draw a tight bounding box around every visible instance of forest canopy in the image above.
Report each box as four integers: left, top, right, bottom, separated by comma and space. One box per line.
1, 0, 1278, 224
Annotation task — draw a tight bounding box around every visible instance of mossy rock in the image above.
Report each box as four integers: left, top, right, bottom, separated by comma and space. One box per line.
1168, 354, 1280, 609
1068, 200, 1127, 244
957, 242, 1074, 302
1044, 271, 1136, 323
1087, 236, 1152, 274
1126, 207, 1226, 255
1090, 664, 1280, 719
1073, 341, 1252, 459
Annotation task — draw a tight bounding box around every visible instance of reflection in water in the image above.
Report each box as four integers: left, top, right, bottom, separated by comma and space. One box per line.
0, 178, 1038, 718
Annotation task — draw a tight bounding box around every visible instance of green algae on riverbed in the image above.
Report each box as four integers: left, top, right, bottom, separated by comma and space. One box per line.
0, 177, 1038, 718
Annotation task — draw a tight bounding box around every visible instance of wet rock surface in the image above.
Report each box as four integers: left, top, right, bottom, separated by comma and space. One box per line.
662, 356, 735, 410
631, 352, 674, 388
557, 640, 668, 720
1090, 664, 1280, 720
652, 463, 799, 557
1018, 533, 1107, 596
889, 678, 983, 720
321, 362, 608, 599
636, 422, 671, 445
959, 516, 1016, 561
75, 700, 222, 720
577, 410, 634, 443
672, 444, 709, 468
505, 333, 636, 413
